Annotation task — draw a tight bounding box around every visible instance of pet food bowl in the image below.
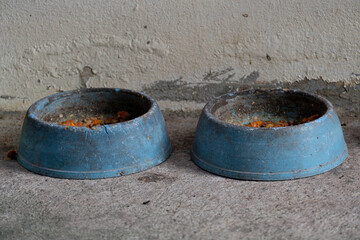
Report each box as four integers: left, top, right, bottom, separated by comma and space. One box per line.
18, 88, 172, 179
191, 89, 347, 180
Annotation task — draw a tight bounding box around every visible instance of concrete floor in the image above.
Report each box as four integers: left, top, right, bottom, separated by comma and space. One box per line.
0, 110, 359, 240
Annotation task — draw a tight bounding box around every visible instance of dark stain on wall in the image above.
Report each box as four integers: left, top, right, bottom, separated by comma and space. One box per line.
142, 67, 360, 116
0, 95, 28, 100
143, 69, 260, 103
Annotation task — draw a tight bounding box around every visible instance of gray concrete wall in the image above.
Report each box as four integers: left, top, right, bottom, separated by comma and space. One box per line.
1, 0, 359, 112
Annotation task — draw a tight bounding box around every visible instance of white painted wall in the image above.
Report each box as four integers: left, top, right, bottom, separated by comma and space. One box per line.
1, 0, 359, 110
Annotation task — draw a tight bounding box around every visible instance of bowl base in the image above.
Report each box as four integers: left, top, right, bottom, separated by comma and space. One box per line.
191, 146, 347, 181
18, 145, 172, 179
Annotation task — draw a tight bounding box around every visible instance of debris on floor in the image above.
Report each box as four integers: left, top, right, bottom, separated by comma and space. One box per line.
6, 150, 17, 160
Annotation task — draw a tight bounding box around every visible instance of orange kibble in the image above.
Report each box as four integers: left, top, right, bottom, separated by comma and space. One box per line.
300, 114, 319, 124
246, 120, 263, 127
244, 114, 320, 128
59, 120, 76, 126
104, 117, 118, 124
59, 111, 130, 129
117, 111, 129, 119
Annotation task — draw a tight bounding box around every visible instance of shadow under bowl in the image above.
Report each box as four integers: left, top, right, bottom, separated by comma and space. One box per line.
191, 89, 347, 180
18, 88, 172, 179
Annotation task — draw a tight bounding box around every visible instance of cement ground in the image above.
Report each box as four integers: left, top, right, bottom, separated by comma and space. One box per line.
0, 111, 359, 240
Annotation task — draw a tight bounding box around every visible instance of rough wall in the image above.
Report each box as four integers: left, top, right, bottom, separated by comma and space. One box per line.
1, 0, 359, 112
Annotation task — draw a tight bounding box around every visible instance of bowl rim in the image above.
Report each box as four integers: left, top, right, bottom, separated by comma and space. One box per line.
203, 88, 334, 131
26, 88, 158, 130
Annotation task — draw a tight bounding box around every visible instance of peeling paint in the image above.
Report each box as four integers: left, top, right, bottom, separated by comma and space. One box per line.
79, 66, 96, 88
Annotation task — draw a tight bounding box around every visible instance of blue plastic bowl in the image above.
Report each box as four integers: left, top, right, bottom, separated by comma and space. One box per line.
191, 89, 348, 180
18, 88, 172, 179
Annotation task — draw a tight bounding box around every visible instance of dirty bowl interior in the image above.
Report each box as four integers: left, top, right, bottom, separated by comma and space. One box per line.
191, 89, 348, 180
40, 89, 150, 124
214, 90, 327, 126
18, 88, 172, 179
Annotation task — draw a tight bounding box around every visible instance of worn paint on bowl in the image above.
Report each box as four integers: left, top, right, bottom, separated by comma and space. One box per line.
18, 88, 172, 179
191, 89, 348, 180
